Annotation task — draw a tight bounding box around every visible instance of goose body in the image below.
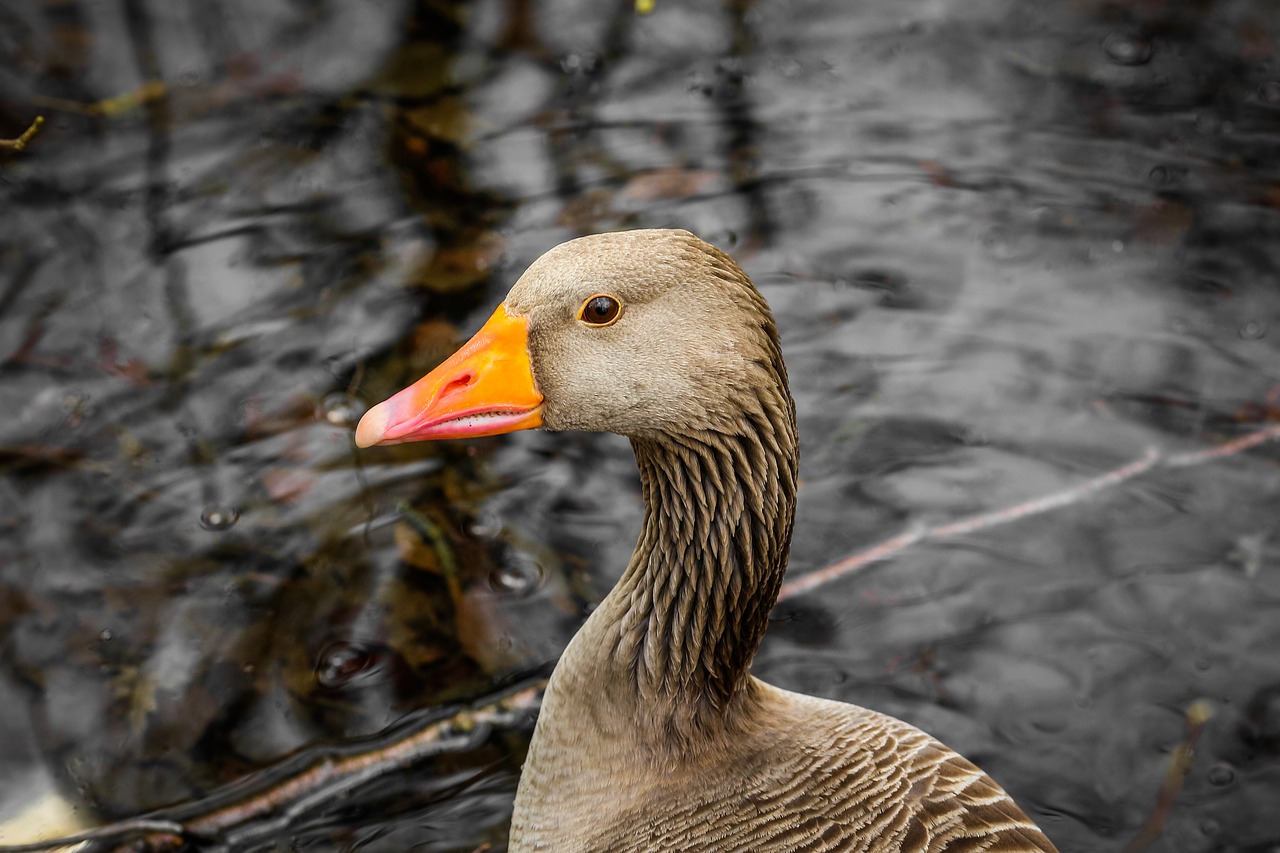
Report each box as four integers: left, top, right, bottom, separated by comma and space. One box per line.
356, 230, 1057, 852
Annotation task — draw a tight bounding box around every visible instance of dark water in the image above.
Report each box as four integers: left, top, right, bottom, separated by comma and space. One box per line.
3, 1, 1280, 851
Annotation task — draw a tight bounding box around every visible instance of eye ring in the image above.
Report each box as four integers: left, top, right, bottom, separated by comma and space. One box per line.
578, 293, 623, 327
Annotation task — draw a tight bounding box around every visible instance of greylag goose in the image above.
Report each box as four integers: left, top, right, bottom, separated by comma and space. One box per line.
355, 229, 1058, 853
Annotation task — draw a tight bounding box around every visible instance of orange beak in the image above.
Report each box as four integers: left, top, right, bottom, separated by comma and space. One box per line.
354, 305, 543, 447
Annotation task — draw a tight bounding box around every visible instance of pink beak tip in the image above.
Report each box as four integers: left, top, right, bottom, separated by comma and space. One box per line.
354, 402, 390, 448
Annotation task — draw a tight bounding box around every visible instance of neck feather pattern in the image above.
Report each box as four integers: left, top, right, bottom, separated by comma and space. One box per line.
611, 376, 798, 734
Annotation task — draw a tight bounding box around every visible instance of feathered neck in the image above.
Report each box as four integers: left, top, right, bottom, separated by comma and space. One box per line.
554, 349, 799, 745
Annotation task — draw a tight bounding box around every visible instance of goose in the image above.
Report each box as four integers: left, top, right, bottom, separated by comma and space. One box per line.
355, 229, 1058, 853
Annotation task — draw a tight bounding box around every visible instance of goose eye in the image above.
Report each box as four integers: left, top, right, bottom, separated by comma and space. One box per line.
579, 294, 622, 327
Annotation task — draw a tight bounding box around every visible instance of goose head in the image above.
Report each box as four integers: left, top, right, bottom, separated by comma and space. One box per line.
355, 229, 788, 447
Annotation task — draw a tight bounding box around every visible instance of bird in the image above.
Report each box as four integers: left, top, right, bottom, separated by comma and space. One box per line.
355, 229, 1058, 853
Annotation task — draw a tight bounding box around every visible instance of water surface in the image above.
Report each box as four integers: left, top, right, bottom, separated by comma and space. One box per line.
2, 1, 1279, 851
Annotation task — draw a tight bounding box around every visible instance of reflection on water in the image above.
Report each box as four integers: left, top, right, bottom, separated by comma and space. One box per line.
2, 0, 1279, 851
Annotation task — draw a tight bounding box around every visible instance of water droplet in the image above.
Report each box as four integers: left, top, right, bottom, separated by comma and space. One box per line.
1258, 81, 1280, 106
560, 52, 600, 76
686, 72, 714, 97
1200, 818, 1221, 836
1239, 321, 1267, 340
490, 554, 544, 595
1207, 763, 1236, 786
981, 228, 1037, 262
1147, 165, 1169, 186
199, 504, 240, 531
314, 641, 374, 688
319, 392, 365, 428
1112, 240, 1125, 253
99, 628, 113, 641
1103, 32, 1153, 66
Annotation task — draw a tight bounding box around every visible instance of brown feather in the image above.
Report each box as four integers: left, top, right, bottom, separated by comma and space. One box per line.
495, 230, 1056, 852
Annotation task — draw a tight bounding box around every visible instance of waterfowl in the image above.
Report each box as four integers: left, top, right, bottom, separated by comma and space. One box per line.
355, 230, 1058, 853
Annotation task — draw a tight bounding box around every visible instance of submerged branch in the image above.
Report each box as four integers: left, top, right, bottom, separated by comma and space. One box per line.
1122, 700, 1214, 853
0, 116, 45, 152
0, 685, 542, 853
779, 421, 1280, 600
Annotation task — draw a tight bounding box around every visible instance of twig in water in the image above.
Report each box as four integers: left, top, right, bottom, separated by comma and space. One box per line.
0, 686, 543, 853
0, 116, 45, 152
1166, 421, 1280, 467
778, 447, 1163, 601
781, 417, 1280, 600
1122, 700, 1214, 853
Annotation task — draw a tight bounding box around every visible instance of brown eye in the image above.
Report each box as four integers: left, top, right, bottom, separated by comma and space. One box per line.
579, 294, 622, 327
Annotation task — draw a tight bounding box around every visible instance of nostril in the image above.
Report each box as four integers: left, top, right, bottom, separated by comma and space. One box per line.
440, 372, 474, 400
